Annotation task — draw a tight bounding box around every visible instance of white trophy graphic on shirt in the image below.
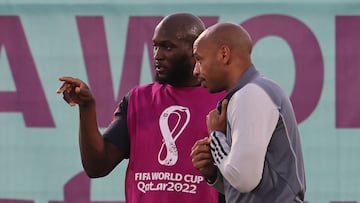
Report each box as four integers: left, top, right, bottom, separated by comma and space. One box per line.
158, 105, 190, 166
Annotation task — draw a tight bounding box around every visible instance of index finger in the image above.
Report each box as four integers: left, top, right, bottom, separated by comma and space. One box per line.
219, 99, 228, 118
192, 137, 210, 150
58, 76, 82, 86
57, 77, 84, 94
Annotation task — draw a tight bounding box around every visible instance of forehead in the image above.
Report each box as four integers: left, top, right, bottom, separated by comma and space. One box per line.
194, 36, 209, 52
194, 28, 211, 46
153, 23, 185, 42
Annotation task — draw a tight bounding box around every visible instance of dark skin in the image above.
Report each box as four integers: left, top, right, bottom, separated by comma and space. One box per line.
57, 78, 123, 177
56, 13, 205, 178
152, 13, 202, 87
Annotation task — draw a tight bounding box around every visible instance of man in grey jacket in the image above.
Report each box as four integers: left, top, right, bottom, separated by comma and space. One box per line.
190, 22, 306, 203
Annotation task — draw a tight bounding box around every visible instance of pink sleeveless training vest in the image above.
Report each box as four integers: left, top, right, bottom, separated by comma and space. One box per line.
124, 83, 224, 203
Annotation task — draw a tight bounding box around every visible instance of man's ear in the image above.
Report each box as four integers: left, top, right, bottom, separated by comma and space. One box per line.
220, 45, 231, 64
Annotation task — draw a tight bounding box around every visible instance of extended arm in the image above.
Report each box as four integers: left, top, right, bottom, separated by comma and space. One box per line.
57, 77, 126, 178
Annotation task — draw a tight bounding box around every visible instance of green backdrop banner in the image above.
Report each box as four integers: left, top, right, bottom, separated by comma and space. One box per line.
0, 1, 360, 203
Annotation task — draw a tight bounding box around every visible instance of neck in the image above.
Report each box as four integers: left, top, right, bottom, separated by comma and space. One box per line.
170, 77, 200, 88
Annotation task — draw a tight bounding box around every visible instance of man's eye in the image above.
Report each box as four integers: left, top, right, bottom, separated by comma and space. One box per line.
153, 44, 173, 51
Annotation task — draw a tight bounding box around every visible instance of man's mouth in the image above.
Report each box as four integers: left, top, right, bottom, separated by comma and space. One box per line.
197, 77, 206, 86
155, 64, 166, 73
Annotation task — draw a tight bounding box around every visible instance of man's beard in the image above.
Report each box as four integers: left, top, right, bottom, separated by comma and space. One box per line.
155, 58, 193, 86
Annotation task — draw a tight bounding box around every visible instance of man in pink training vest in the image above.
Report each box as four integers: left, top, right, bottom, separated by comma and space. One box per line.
57, 12, 226, 203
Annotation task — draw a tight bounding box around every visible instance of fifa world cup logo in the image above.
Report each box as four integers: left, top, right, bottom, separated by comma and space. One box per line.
158, 105, 190, 166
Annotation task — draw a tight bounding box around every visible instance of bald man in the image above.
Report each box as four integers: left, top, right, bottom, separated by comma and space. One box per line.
191, 22, 306, 203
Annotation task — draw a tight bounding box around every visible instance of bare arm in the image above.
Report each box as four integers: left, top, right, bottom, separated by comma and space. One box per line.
57, 76, 125, 178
